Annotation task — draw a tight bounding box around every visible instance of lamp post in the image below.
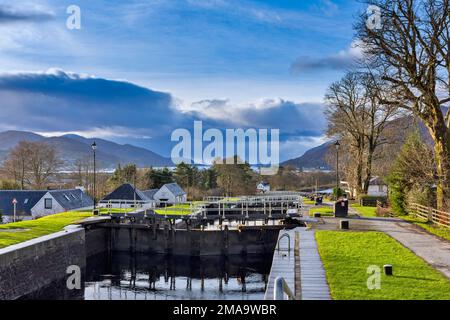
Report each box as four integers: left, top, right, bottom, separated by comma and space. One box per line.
91, 141, 97, 210
334, 140, 340, 197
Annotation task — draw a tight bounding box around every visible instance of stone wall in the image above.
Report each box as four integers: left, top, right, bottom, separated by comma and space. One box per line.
0, 226, 86, 300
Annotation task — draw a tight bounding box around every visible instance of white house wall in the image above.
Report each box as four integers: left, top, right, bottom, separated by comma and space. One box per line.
31, 192, 66, 219
367, 185, 388, 197
154, 186, 186, 204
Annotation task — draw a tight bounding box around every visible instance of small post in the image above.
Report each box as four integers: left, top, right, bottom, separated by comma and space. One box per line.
384, 264, 393, 276
340, 220, 349, 230
13, 200, 17, 223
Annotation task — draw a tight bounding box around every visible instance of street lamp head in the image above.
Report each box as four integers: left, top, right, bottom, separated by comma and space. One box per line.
334, 140, 340, 150
91, 141, 97, 151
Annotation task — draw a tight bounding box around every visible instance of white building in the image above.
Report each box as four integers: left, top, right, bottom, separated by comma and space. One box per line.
0, 188, 94, 223
340, 177, 388, 198
257, 182, 271, 193
367, 176, 388, 197
153, 183, 187, 204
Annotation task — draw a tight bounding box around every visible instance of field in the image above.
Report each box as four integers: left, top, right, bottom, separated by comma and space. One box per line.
316, 230, 450, 300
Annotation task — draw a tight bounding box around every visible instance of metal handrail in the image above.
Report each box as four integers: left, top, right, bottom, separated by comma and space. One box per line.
277, 233, 291, 252
274, 277, 295, 300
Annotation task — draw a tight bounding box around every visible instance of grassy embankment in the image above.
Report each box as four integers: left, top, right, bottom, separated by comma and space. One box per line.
316, 230, 450, 300
399, 215, 450, 242
0, 211, 93, 249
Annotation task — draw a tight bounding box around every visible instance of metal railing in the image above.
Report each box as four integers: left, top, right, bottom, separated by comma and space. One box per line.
276, 233, 291, 252
274, 277, 295, 300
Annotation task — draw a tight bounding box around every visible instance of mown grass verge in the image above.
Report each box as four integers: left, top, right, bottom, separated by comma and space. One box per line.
350, 204, 377, 217
316, 230, 450, 300
308, 206, 334, 217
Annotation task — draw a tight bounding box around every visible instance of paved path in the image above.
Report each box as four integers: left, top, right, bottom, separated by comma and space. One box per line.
298, 229, 331, 300
318, 211, 450, 279
265, 227, 331, 300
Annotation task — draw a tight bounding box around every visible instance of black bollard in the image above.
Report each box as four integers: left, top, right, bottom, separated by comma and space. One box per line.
313, 212, 321, 218
384, 264, 393, 276
340, 220, 349, 230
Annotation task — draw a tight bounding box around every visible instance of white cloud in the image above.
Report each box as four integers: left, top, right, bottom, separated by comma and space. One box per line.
35, 127, 152, 140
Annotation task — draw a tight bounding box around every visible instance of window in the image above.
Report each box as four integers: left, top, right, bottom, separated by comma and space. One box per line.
24, 199, 28, 204
63, 194, 71, 201
44, 198, 52, 209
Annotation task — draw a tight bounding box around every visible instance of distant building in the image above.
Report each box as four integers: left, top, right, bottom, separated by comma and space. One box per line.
257, 182, 271, 193
99, 183, 155, 209
153, 183, 187, 204
0, 188, 93, 223
99, 182, 187, 207
340, 177, 388, 198
367, 176, 388, 197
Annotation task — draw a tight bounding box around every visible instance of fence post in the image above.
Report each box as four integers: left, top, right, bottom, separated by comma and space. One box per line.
427, 206, 433, 223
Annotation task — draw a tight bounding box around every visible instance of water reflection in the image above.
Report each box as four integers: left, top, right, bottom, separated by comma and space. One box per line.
85, 252, 271, 300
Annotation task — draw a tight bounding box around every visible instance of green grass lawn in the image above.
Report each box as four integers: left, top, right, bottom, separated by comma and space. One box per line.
400, 215, 450, 242
316, 230, 450, 300
0, 211, 93, 249
350, 204, 377, 217
308, 206, 334, 217
154, 203, 198, 215
303, 199, 315, 205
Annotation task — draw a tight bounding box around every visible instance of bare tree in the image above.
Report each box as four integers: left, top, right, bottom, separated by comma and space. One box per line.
1, 141, 32, 189
325, 71, 398, 195
358, 0, 450, 209
26, 142, 62, 189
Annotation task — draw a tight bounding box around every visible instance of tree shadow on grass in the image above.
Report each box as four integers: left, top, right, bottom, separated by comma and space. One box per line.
392, 275, 439, 282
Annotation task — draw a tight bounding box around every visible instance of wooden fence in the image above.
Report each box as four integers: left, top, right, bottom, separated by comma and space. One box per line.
408, 203, 450, 228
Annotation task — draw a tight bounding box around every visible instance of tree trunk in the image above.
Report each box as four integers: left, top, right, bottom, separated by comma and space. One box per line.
362, 147, 374, 194
433, 136, 450, 210
426, 111, 450, 210
354, 139, 365, 196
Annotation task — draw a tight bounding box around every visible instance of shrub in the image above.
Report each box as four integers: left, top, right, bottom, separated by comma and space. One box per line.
358, 195, 387, 207
332, 187, 345, 199
387, 180, 407, 215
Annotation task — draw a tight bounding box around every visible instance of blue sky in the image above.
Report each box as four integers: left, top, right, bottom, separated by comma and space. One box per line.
0, 0, 365, 161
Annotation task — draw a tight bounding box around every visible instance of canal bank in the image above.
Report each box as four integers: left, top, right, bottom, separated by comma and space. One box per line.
0, 216, 283, 299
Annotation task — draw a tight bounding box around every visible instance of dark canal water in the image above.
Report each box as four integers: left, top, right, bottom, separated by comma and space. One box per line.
84, 252, 272, 300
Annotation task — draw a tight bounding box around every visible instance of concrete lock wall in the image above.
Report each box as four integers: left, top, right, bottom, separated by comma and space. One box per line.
0, 226, 86, 300
0, 222, 279, 299
109, 225, 279, 256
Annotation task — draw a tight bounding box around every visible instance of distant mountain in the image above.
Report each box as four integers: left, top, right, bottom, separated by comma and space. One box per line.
282, 141, 333, 170
0, 131, 173, 169
282, 114, 437, 170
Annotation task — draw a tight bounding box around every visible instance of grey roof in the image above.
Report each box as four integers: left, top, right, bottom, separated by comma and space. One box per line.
49, 189, 94, 211
142, 189, 158, 200
0, 190, 47, 216
369, 176, 386, 186
0, 188, 93, 216
163, 183, 186, 196
101, 183, 150, 202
